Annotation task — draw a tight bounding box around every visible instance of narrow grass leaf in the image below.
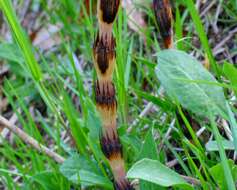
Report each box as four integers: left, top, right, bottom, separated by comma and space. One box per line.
0, 1, 42, 81
223, 62, 237, 96
62, 92, 87, 155
177, 105, 203, 152
124, 37, 133, 90
210, 116, 236, 190
226, 103, 237, 153
175, 6, 184, 50
133, 88, 174, 112
185, 0, 219, 76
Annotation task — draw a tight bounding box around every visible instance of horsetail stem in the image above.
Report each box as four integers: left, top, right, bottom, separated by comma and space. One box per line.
93, 0, 134, 189
153, 0, 173, 48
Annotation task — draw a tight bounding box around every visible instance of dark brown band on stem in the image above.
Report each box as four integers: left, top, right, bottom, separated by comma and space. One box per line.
95, 80, 116, 107
153, 0, 173, 48
114, 179, 135, 190
93, 33, 115, 75
100, 130, 122, 159
100, 0, 120, 24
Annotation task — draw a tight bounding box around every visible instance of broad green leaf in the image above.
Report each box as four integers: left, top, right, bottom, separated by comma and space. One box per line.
155, 50, 237, 189
127, 158, 193, 189
206, 140, 234, 151
60, 154, 112, 189
210, 160, 237, 190
156, 49, 227, 118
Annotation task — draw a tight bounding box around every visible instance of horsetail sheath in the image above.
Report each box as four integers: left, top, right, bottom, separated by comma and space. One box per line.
153, 0, 173, 48
98, 0, 120, 24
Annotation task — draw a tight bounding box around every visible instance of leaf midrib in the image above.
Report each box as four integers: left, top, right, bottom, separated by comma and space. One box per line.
159, 56, 223, 115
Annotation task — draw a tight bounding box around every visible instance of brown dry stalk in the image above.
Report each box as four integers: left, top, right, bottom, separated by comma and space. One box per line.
0, 115, 65, 164
93, 0, 134, 189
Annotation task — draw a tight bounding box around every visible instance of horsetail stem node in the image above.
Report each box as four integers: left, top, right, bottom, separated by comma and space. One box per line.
97, 0, 120, 45
153, 0, 173, 48
93, 0, 134, 189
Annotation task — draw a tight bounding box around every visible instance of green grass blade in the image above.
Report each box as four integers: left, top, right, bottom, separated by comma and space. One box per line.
185, 0, 220, 77
0, 1, 42, 81
210, 116, 236, 190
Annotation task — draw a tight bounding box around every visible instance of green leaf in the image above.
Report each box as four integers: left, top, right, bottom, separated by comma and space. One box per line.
210, 160, 237, 190
138, 129, 158, 160
0, 1, 42, 81
206, 140, 234, 151
209, 116, 236, 189
60, 154, 112, 189
223, 62, 237, 96
185, 0, 219, 77
156, 49, 227, 118
138, 130, 164, 190
133, 87, 174, 112
0, 43, 24, 63
120, 135, 142, 159
155, 50, 236, 189
226, 103, 237, 154
124, 37, 133, 90
62, 92, 87, 155
24, 171, 69, 190
0, 43, 29, 77
84, 98, 101, 140
127, 158, 193, 189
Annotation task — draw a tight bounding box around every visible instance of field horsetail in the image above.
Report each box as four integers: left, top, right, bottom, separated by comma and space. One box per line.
93, 0, 134, 189
153, 0, 173, 48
